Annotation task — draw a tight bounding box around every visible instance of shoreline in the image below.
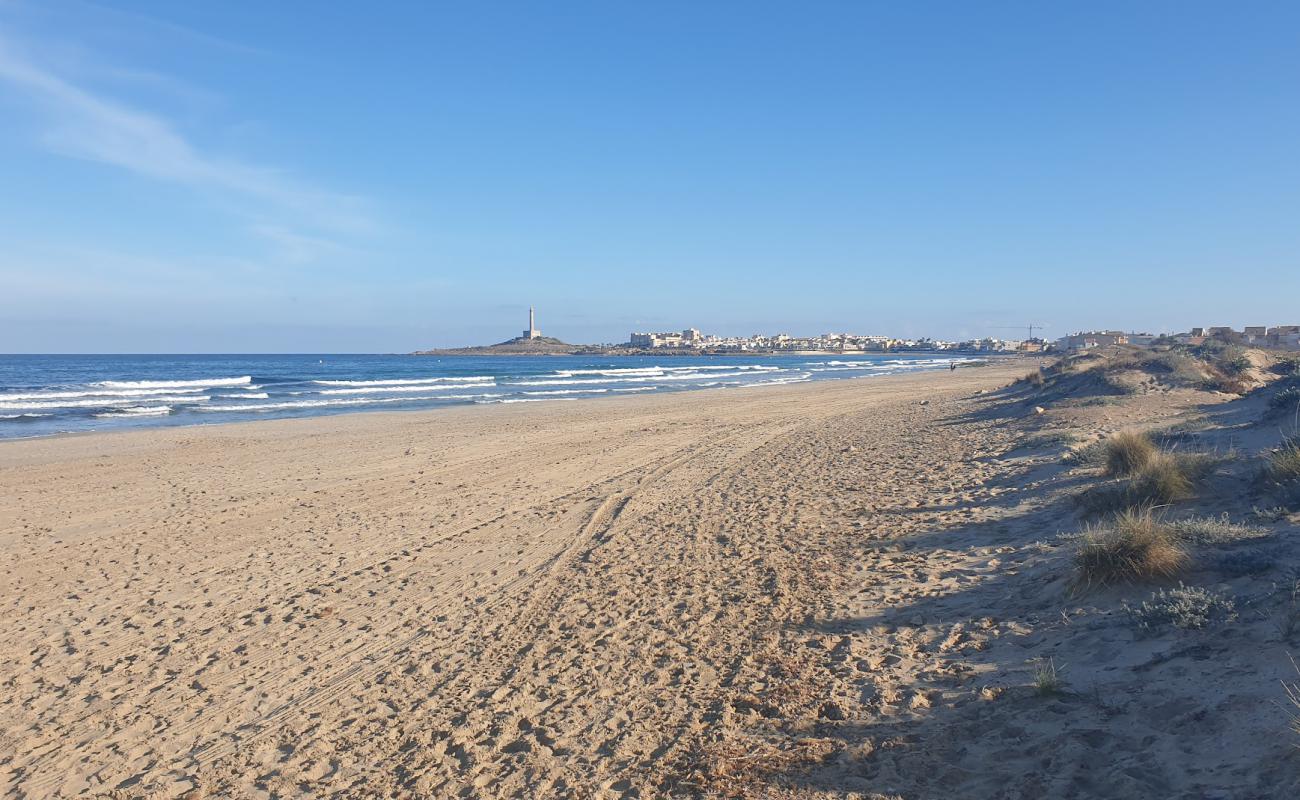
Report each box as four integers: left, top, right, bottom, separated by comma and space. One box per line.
0, 360, 1017, 448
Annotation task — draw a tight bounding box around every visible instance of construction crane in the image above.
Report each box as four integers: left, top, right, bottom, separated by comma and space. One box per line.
993, 324, 1047, 341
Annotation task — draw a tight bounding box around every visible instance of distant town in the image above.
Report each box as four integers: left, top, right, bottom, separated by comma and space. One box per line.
417, 309, 1300, 356
626, 324, 1300, 354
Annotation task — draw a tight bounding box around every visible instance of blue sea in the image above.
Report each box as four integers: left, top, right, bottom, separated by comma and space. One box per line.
0, 353, 974, 440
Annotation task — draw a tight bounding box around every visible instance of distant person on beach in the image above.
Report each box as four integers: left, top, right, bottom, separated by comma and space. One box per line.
949, 362, 957, 372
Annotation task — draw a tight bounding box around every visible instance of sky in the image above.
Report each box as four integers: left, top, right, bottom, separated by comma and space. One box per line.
1, 1, 1298, 352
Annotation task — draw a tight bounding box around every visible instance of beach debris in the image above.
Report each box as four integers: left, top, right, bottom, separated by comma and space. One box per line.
1033, 405, 1046, 415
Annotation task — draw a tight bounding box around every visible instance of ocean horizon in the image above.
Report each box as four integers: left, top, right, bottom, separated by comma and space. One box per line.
0, 352, 979, 439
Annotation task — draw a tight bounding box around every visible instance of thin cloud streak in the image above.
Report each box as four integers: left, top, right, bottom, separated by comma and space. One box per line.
0, 33, 374, 237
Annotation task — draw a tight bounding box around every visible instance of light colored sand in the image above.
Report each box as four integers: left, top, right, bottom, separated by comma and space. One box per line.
0, 367, 1018, 798
9, 360, 1297, 799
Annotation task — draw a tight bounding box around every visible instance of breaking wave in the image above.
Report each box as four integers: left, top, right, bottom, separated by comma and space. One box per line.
318, 382, 495, 395
199, 393, 503, 412
95, 376, 252, 389
313, 376, 493, 387
94, 405, 173, 418
0, 395, 209, 410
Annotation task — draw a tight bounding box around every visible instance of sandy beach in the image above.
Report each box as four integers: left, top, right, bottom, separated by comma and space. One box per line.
0, 365, 1018, 797
5, 357, 1300, 799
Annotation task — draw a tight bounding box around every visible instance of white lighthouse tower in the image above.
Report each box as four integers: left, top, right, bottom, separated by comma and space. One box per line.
522, 306, 542, 339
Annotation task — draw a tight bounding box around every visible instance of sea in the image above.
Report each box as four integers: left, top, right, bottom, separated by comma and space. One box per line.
0, 353, 976, 440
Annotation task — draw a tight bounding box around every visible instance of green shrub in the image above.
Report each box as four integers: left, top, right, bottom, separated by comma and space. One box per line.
1218, 348, 1252, 376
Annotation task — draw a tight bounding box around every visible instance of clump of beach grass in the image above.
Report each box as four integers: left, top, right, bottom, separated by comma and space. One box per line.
1032, 657, 1066, 696
1263, 435, 1300, 490
1102, 430, 1157, 477
1073, 508, 1188, 589
1269, 386, 1300, 415
1285, 657, 1300, 739
1078, 450, 1209, 515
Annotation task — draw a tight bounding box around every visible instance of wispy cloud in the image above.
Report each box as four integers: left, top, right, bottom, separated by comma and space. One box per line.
250, 224, 350, 265
0, 31, 374, 244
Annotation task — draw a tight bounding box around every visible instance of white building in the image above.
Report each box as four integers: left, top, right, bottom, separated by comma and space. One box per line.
522, 306, 541, 340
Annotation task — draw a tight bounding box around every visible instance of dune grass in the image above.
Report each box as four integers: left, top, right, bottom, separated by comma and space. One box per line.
1129, 451, 1199, 501
1078, 449, 1209, 515
1073, 508, 1188, 589
1032, 657, 1066, 695
1269, 386, 1300, 415
1263, 436, 1300, 504
1102, 430, 1157, 477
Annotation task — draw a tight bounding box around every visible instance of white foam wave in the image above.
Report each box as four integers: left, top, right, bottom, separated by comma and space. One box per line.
0, 386, 209, 401
521, 389, 609, 396
95, 376, 251, 389
739, 374, 814, 388
610, 386, 657, 392
542, 364, 782, 380
199, 393, 502, 412
551, 367, 666, 377
318, 382, 495, 395
94, 405, 173, 418
809, 364, 892, 373
312, 376, 493, 387
0, 395, 209, 410
510, 369, 773, 387
215, 392, 270, 399
0, 413, 52, 419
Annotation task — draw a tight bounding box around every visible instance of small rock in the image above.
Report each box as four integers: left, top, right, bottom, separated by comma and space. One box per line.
1033, 406, 1046, 415
919, 399, 930, 406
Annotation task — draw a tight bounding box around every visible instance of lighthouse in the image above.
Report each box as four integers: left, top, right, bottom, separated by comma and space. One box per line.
522, 306, 541, 340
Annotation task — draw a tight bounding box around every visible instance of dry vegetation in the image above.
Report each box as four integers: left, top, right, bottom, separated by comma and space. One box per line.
1263, 435, 1300, 507
1077, 448, 1209, 515
1270, 385, 1300, 415
1102, 430, 1158, 477
1124, 583, 1237, 632
1073, 508, 1189, 589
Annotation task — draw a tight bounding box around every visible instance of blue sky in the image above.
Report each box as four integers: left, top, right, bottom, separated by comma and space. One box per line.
1, 1, 1298, 352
